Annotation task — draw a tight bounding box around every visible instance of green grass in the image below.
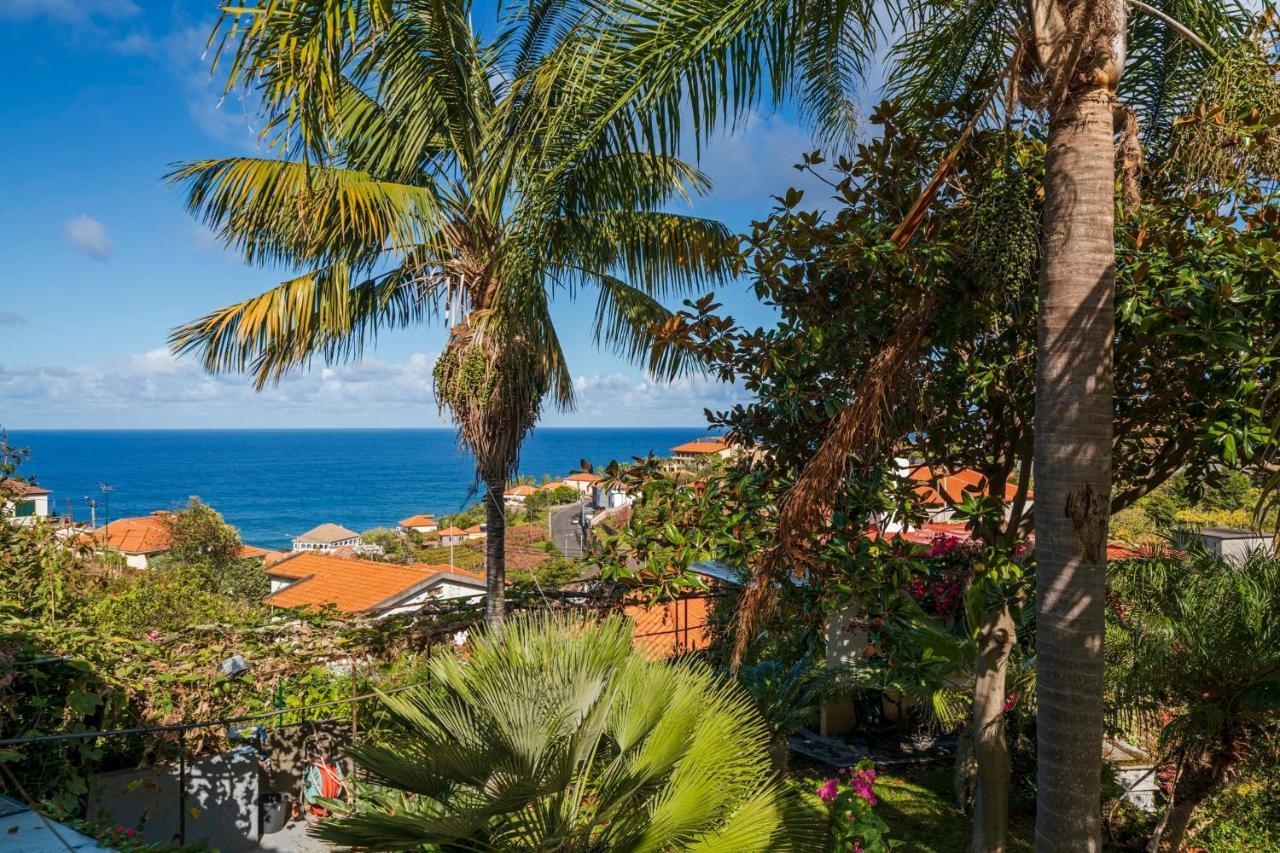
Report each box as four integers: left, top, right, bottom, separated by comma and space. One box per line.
789, 766, 1035, 852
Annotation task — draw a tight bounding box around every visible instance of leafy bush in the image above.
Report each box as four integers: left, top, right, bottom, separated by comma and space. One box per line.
319, 613, 818, 850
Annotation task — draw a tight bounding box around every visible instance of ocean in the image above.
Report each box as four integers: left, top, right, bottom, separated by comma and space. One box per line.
6, 428, 708, 549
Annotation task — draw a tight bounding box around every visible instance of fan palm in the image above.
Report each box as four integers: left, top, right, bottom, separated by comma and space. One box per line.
317, 612, 819, 849
167, 0, 737, 628
1109, 544, 1280, 852
556, 1, 1267, 848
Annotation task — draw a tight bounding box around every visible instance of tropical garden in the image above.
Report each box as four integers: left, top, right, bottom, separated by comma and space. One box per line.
2, 0, 1280, 849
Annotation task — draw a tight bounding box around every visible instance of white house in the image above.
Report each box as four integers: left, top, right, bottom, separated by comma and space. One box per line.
87, 512, 173, 570
462, 524, 486, 540
398, 514, 438, 534
436, 525, 468, 547
666, 438, 734, 471
591, 480, 632, 510
503, 484, 537, 507
2, 480, 50, 526
561, 472, 599, 496
291, 523, 361, 553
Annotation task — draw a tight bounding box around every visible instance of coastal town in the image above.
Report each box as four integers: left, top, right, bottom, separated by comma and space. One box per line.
4, 0, 1280, 848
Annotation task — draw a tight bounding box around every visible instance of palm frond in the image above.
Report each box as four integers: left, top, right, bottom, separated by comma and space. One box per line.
168, 261, 432, 388
166, 157, 446, 268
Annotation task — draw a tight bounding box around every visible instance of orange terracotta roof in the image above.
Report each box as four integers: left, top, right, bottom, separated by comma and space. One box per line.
463, 524, 485, 534
89, 514, 172, 554
671, 438, 729, 454
240, 544, 287, 563
537, 482, 564, 491
504, 484, 537, 497
2, 479, 50, 497
398, 514, 436, 527
264, 553, 456, 613
564, 472, 600, 483
907, 466, 1029, 506
411, 561, 487, 582
437, 526, 467, 537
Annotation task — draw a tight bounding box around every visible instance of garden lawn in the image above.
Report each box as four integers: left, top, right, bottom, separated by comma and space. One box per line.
790, 766, 1035, 852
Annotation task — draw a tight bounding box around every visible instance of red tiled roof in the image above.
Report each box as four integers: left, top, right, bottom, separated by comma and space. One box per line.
88, 513, 172, 554
907, 466, 1030, 506
463, 524, 485, 534
504, 484, 537, 497
2, 480, 50, 497
398, 514, 436, 527
671, 438, 729, 454
564, 472, 599, 483
437, 526, 467, 537
294, 522, 360, 544
263, 553, 459, 613
240, 544, 286, 563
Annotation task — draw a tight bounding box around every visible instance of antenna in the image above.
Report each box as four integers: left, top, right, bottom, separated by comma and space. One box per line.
84, 497, 97, 530
97, 483, 115, 532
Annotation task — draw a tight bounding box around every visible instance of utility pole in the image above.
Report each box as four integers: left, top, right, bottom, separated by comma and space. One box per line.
97, 483, 114, 531
85, 497, 97, 530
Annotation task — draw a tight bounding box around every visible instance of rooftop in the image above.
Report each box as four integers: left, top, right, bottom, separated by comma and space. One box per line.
1, 479, 50, 497
671, 438, 729, 455
263, 552, 479, 613
907, 466, 1030, 506
293, 522, 360, 544
88, 513, 172, 554
436, 525, 467, 536
398, 514, 437, 527
564, 472, 600, 483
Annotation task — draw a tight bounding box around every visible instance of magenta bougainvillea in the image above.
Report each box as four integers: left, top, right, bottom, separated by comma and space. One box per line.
820, 759, 900, 851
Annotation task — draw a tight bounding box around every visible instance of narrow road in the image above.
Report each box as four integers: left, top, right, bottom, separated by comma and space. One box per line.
549, 502, 586, 558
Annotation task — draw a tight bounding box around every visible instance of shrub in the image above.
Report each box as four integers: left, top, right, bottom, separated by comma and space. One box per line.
319, 614, 818, 850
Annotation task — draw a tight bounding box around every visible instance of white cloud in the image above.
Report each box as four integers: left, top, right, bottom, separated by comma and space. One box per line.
0, 352, 743, 429
0, 0, 139, 23
63, 215, 113, 260
561, 372, 749, 425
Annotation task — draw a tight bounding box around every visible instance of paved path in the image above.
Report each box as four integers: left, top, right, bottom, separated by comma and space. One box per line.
549, 503, 586, 558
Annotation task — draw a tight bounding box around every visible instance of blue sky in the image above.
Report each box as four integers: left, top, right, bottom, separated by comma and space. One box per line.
0, 0, 838, 429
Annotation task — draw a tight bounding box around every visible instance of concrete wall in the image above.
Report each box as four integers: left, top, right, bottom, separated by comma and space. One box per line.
89, 747, 259, 852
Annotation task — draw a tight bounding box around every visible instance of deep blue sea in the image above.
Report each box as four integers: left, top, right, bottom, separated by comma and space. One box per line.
7, 429, 707, 549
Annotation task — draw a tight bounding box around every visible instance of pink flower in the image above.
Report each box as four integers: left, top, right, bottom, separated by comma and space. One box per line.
851, 768, 878, 805
853, 845, 864, 853
1003, 691, 1019, 712
124, 828, 136, 837
146, 630, 160, 642
817, 778, 840, 804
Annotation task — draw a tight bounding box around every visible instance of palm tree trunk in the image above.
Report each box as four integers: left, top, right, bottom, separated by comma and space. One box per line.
1147, 750, 1232, 852
1033, 83, 1117, 852
971, 604, 1016, 853
484, 476, 507, 628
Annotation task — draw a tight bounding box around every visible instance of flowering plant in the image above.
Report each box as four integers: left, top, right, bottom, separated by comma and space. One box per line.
818, 759, 899, 851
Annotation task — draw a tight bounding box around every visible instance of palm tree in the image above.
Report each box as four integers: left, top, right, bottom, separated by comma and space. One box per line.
167, 1, 736, 628
317, 613, 819, 849
1109, 543, 1280, 852
556, 1, 1265, 848
736, 657, 856, 771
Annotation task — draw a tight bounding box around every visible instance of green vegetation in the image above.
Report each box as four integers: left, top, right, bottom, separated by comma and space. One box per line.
1108, 547, 1280, 850
152, 497, 270, 601
322, 614, 818, 850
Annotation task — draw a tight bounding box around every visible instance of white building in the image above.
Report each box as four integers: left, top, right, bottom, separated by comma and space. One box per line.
2, 480, 50, 525
291, 523, 360, 553
503, 484, 537, 507
398, 514, 438, 534
436, 526, 468, 547
591, 480, 632, 510
561, 472, 599, 496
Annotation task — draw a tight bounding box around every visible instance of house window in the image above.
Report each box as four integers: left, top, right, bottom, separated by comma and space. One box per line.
15, 500, 35, 518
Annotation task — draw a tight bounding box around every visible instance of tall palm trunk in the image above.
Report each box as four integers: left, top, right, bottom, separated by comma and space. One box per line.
483, 475, 507, 628
971, 604, 1017, 852
1033, 82, 1117, 852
